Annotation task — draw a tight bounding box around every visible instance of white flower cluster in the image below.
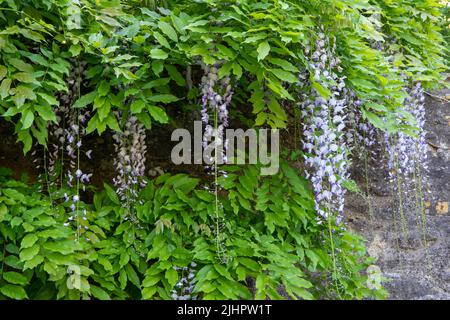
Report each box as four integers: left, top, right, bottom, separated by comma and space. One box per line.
300, 33, 350, 224
384, 82, 429, 221
112, 113, 147, 216
200, 62, 233, 263
170, 262, 197, 300
200, 63, 233, 170
43, 61, 92, 231
48, 62, 92, 187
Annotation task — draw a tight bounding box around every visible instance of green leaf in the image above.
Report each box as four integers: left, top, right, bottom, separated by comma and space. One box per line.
21, 233, 38, 249
90, 285, 111, 300
17, 130, 32, 154
311, 81, 331, 99
9, 58, 34, 73
363, 110, 385, 130
20, 28, 44, 42
0, 78, 11, 98
153, 31, 170, 49
165, 65, 185, 86
218, 62, 233, 79
0, 65, 7, 80
136, 113, 152, 129
152, 61, 164, 76
13, 72, 38, 85
106, 113, 121, 132
267, 98, 287, 121
69, 44, 82, 57
11, 85, 36, 107
130, 99, 146, 114
257, 41, 270, 61
150, 48, 168, 60
3, 272, 29, 285
366, 102, 388, 113
42, 241, 75, 255
142, 78, 170, 90
239, 258, 260, 272
270, 69, 298, 83
254, 112, 267, 126
21, 110, 34, 129
125, 264, 140, 287
147, 94, 179, 103
0, 284, 28, 300
232, 62, 242, 79
97, 257, 113, 272
158, 21, 178, 42
73, 92, 97, 109
97, 81, 110, 96
103, 183, 120, 205
25, 53, 48, 67
20, 244, 40, 261
142, 286, 157, 299
0, 203, 7, 221
148, 106, 169, 123
119, 269, 127, 290
37, 92, 59, 106
5, 244, 19, 254
216, 44, 235, 59
268, 58, 298, 72
165, 267, 178, 287
36, 104, 56, 122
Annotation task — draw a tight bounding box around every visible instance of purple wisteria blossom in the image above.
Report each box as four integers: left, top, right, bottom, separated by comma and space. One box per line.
112, 113, 147, 222
200, 63, 233, 171
45, 61, 92, 232
384, 82, 429, 232
200, 62, 233, 264
170, 262, 198, 300
300, 33, 350, 224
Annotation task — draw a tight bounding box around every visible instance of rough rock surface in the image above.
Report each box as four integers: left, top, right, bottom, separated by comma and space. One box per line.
346, 88, 450, 300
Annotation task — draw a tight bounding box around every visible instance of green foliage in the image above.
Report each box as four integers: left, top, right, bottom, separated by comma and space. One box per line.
0, 0, 447, 151
0, 0, 444, 300
0, 163, 386, 300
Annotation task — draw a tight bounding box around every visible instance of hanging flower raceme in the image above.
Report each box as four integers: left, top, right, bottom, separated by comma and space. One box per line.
200, 63, 233, 170
407, 82, 428, 178
300, 33, 350, 224
170, 262, 197, 300
112, 113, 147, 218
48, 62, 92, 188
63, 111, 92, 231
41, 61, 93, 234
200, 62, 233, 263
384, 81, 429, 233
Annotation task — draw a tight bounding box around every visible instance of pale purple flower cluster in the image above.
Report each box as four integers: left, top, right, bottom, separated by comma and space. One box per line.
384, 82, 429, 216
355, 110, 377, 149
407, 82, 428, 175
349, 103, 381, 170
48, 64, 93, 187
200, 63, 233, 169
200, 62, 233, 264
112, 113, 147, 214
63, 110, 91, 229
65, 114, 92, 187
300, 33, 350, 224
44, 62, 92, 230
170, 262, 197, 300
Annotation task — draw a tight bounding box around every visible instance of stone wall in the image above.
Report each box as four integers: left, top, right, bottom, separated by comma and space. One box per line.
346, 88, 450, 300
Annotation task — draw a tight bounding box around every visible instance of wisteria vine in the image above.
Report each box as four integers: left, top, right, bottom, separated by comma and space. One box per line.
300, 33, 350, 225
112, 112, 148, 223
200, 62, 233, 264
